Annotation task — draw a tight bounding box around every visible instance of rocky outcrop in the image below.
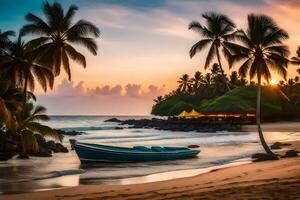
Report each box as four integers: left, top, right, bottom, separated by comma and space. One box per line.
118, 118, 241, 132
105, 118, 123, 123
270, 142, 291, 150
55, 129, 85, 136
281, 150, 299, 158
252, 153, 279, 162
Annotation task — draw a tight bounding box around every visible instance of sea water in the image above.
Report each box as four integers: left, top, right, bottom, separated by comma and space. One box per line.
0, 116, 299, 194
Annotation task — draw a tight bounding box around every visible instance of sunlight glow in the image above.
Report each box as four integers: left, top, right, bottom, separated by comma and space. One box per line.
270, 79, 278, 85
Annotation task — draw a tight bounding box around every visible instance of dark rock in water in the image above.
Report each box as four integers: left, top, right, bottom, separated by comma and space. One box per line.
120, 118, 240, 132
53, 143, 69, 153
3, 143, 17, 152
35, 134, 47, 147
281, 150, 299, 158
270, 142, 292, 150
46, 141, 56, 151
17, 153, 29, 159
0, 156, 10, 161
105, 118, 123, 123
114, 127, 124, 130
270, 142, 282, 150
0, 152, 15, 161
252, 153, 279, 162
55, 129, 85, 136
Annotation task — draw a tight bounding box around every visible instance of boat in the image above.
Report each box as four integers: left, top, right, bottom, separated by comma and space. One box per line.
70, 139, 200, 163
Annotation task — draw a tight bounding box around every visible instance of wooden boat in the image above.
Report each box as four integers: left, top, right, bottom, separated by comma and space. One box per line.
70, 139, 200, 163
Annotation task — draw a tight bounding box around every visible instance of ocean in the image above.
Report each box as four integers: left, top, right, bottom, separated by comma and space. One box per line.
0, 115, 299, 194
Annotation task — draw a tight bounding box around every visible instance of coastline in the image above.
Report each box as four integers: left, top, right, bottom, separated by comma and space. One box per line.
3, 140, 300, 200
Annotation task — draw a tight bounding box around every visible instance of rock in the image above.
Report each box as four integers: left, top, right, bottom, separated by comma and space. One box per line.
55, 129, 85, 136
0, 152, 15, 161
3, 143, 17, 152
281, 150, 299, 158
46, 141, 56, 151
17, 153, 29, 159
35, 134, 47, 146
0, 156, 10, 161
53, 143, 69, 153
114, 127, 124, 130
252, 153, 279, 162
105, 118, 123, 123
270, 142, 292, 150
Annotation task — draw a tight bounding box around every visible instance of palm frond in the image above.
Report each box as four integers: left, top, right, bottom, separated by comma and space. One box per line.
204, 44, 216, 69
189, 39, 212, 58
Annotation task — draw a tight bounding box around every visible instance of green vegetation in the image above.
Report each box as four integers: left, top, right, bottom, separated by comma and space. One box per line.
0, 2, 99, 159
153, 13, 300, 156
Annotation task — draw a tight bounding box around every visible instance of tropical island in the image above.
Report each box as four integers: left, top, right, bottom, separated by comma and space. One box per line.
1, 1, 300, 200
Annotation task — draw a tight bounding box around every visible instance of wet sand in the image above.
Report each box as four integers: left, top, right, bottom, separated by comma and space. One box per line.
3, 141, 300, 200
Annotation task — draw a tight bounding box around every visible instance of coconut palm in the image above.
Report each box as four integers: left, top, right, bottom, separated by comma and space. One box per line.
154, 96, 163, 103
0, 80, 23, 125
291, 47, 300, 74
189, 12, 238, 91
230, 14, 290, 155
20, 2, 100, 80
229, 71, 239, 88
202, 73, 213, 85
0, 29, 15, 55
9, 103, 62, 153
1, 37, 54, 105
177, 74, 192, 92
191, 71, 204, 90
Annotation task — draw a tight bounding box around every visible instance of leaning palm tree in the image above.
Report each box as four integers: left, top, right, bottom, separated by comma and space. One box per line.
20, 2, 100, 80
1, 37, 54, 105
189, 12, 238, 91
230, 14, 290, 156
9, 103, 62, 153
177, 74, 192, 92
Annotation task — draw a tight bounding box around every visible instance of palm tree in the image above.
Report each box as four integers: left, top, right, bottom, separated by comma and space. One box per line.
229, 71, 239, 88
1, 37, 54, 105
9, 103, 62, 153
202, 73, 213, 85
177, 74, 192, 92
154, 96, 163, 103
191, 71, 203, 90
0, 29, 15, 55
20, 2, 100, 80
291, 47, 300, 74
230, 14, 289, 156
189, 12, 238, 91
0, 80, 23, 125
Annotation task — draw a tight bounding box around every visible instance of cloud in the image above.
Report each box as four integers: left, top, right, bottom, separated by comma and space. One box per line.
37, 80, 165, 115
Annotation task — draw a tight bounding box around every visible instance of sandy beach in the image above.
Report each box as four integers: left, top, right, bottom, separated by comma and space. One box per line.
2, 140, 300, 200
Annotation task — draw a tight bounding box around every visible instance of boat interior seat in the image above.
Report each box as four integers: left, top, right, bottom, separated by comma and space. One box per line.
133, 146, 152, 151
164, 147, 189, 151
151, 146, 165, 152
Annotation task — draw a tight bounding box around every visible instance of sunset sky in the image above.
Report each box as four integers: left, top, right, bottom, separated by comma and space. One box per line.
1, 0, 300, 115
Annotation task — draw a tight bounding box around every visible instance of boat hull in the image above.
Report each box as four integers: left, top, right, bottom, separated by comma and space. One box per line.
73, 143, 200, 163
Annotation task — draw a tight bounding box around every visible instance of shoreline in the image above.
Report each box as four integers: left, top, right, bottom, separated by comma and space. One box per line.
3, 141, 300, 200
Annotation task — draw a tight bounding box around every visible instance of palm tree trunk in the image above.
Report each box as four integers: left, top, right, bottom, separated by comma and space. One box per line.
23, 76, 28, 107
215, 47, 230, 91
256, 67, 274, 155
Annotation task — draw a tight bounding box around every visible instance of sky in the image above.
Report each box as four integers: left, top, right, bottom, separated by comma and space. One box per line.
1, 0, 300, 115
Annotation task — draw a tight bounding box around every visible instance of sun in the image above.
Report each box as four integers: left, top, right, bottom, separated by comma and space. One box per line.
270, 79, 278, 85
